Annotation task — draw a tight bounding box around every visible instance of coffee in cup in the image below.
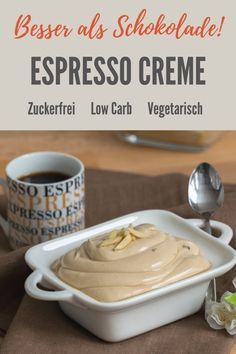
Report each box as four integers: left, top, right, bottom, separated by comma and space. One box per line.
0, 151, 85, 249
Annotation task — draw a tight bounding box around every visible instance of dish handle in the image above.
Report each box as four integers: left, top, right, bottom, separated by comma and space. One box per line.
25, 270, 73, 302
187, 219, 233, 245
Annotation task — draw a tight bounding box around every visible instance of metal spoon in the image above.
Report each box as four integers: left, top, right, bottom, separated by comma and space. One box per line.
188, 162, 224, 301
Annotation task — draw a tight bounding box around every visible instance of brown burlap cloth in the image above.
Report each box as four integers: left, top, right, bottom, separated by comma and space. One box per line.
0, 169, 235, 354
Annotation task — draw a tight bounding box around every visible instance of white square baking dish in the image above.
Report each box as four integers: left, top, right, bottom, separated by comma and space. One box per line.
25, 210, 236, 342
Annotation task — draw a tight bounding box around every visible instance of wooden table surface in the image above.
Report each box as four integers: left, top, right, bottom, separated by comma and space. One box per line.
0, 131, 235, 353
0, 131, 236, 182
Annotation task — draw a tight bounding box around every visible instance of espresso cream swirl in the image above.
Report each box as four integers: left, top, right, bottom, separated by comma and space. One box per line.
52, 224, 211, 302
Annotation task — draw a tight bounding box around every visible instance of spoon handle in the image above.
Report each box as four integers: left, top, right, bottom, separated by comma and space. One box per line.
201, 219, 217, 301
202, 219, 211, 235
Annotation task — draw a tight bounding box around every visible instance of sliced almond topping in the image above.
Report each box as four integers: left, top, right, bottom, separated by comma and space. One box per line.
114, 233, 132, 250
124, 229, 130, 237
118, 228, 125, 236
98, 224, 151, 249
128, 227, 148, 238
108, 230, 118, 239
99, 236, 122, 247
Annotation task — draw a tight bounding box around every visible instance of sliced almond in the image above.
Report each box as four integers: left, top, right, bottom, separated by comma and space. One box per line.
128, 227, 148, 238
118, 228, 125, 236
108, 230, 119, 239
124, 230, 130, 237
114, 233, 132, 250
99, 236, 122, 247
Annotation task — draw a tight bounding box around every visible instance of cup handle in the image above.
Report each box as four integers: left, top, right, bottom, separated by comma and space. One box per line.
187, 218, 233, 245
0, 177, 9, 236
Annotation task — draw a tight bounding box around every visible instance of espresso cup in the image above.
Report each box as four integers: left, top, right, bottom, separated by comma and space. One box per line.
0, 152, 85, 249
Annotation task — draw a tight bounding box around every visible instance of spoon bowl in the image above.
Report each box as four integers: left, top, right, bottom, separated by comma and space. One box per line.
188, 162, 224, 232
